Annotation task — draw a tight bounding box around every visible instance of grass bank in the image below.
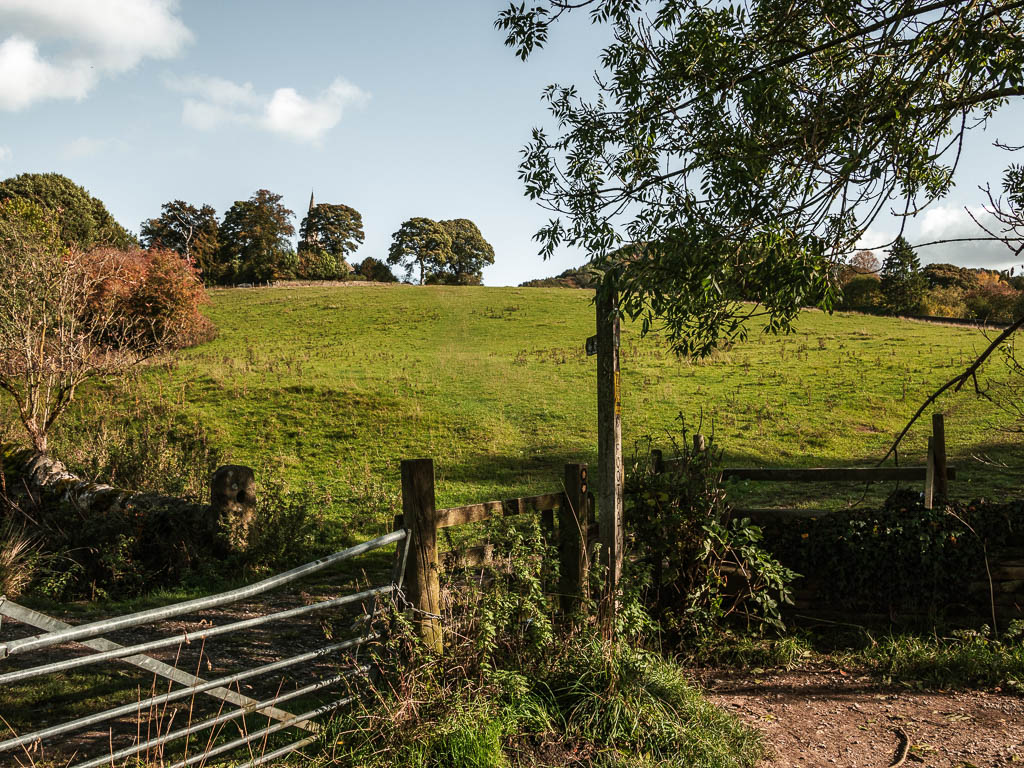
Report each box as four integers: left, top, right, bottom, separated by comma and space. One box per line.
27, 284, 1017, 531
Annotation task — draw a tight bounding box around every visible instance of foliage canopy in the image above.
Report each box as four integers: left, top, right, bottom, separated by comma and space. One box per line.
140, 200, 221, 283
497, 0, 1024, 354
0, 172, 135, 251
219, 189, 296, 282
434, 219, 496, 285
387, 217, 495, 285
297, 202, 365, 280
299, 202, 365, 258
387, 217, 454, 284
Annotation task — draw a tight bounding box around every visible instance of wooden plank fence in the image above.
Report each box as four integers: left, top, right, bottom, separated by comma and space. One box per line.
397, 459, 592, 652
652, 413, 955, 515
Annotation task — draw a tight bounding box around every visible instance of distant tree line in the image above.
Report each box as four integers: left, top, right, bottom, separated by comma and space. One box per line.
140, 191, 495, 287
836, 236, 1024, 323
519, 265, 599, 289
519, 243, 1022, 325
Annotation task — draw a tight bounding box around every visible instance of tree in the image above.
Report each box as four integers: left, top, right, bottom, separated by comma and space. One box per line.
496, 1, 1024, 354
140, 200, 221, 283
836, 250, 880, 286
297, 247, 343, 280
838, 276, 883, 310
387, 217, 452, 284
219, 190, 295, 282
0, 200, 168, 453
848, 251, 880, 277
355, 257, 398, 282
435, 219, 495, 285
298, 203, 365, 272
0, 172, 135, 251
880, 236, 927, 315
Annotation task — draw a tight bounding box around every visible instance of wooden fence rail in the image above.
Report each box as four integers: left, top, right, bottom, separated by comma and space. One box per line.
399, 414, 955, 649
399, 459, 591, 652
653, 413, 954, 511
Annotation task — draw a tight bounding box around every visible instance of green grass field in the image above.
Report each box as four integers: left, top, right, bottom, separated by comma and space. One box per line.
39, 284, 1024, 533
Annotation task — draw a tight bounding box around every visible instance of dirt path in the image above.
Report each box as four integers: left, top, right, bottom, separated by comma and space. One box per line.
695, 667, 1024, 767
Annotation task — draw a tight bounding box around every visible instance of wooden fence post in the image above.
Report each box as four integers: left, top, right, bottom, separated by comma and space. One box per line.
649, 449, 664, 475
932, 412, 948, 501
401, 458, 442, 654
924, 437, 935, 510
560, 463, 589, 615
693, 434, 706, 453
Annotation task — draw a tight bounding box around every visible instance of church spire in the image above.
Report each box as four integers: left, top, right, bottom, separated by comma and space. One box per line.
308, 189, 315, 213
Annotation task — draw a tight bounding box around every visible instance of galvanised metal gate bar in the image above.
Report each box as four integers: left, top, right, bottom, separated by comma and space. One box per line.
0, 530, 408, 658
0, 528, 410, 767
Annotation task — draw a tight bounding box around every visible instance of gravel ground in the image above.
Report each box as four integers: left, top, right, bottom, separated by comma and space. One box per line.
695, 667, 1024, 767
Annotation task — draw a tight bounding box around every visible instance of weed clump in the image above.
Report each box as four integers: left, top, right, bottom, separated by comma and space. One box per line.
324, 516, 764, 768
624, 424, 797, 645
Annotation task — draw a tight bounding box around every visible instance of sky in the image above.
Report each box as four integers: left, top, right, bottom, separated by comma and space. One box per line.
0, 0, 1021, 285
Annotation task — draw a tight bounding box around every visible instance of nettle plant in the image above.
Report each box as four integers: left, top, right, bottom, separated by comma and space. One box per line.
624, 424, 797, 643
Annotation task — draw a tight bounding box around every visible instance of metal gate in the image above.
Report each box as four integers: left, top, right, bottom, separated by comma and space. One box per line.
0, 529, 409, 767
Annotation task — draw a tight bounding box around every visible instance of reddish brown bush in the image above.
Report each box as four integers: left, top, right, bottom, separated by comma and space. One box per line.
81, 247, 215, 349
964, 280, 1023, 324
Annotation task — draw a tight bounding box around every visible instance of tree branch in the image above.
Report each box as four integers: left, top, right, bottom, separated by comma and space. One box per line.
879, 313, 1024, 465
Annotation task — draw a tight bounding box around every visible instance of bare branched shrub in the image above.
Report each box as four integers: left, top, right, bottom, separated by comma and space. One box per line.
0, 199, 212, 453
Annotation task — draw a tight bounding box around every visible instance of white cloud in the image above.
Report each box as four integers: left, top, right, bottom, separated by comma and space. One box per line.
168, 75, 259, 108
0, 144, 10, 162
850, 206, 1018, 269
0, 0, 191, 111
167, 74, 370, 144
64, 136, 109, 158
915, 203, 1018, 268
854, 225, 898, 255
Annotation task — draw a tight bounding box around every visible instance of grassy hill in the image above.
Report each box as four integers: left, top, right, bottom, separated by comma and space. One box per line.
32, 284, 1024, 534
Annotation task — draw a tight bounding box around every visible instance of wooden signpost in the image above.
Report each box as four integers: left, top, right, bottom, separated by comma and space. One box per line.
595, 287, 623, 636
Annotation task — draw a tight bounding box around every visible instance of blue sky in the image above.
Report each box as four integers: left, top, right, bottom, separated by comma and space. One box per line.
0, 1, 1021, 284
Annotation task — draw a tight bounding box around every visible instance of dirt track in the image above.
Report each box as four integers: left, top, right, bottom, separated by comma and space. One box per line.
696, 667, 1024, 767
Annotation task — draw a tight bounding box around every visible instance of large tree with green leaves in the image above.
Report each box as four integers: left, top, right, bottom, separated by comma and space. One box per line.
387, 217, 453, 284
435, 219, 495, 285
298, 202, 365, 279
219, 190, 295, 282
140, 200, 221, 283
0, 172, 135, 251
497, 0, 1024, 354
